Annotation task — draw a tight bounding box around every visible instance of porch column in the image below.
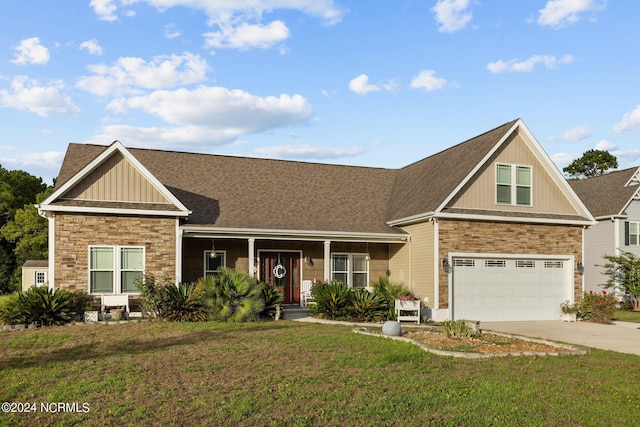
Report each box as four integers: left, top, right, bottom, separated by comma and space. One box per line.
248, 238, 255, 276
324, 240, 331, 282
175, 224, 183, 284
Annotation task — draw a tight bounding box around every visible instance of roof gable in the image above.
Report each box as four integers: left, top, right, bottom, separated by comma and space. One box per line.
569, 167, 640, 218
40, 141, 189, 216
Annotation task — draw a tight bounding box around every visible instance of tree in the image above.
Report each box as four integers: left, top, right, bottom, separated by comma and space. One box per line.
562, 149, 618, 179
600, 250, 640, 309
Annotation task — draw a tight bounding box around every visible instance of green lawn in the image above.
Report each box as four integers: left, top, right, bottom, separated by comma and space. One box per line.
613, 310, 640, 323
1, 321, 639, 426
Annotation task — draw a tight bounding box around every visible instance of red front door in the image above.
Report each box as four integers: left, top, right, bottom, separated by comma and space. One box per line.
260, 252, 300, 305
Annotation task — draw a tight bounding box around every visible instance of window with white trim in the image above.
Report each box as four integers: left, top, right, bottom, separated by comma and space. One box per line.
35, 271, 47, 287
204, 250, 226, 276
89, 246, 144, 294
629, 222, 639, 245
331, 253, 369, 288
496, 163, 532, 206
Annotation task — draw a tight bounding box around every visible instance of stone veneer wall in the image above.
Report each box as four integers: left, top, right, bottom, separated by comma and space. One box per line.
438, 220, 583, 308
54, 213, 177, 292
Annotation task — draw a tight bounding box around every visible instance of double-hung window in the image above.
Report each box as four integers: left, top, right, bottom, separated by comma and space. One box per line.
331, 253, 369, 288
496, 163, 531, 206
204, 250, 226, 276
89, 246, 144, 294
627, 222, 639, 246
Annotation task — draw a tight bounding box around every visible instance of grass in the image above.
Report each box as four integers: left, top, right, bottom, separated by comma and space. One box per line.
612, 310, 640, 323
1, 321, 639, 426
0, 293, 15, 308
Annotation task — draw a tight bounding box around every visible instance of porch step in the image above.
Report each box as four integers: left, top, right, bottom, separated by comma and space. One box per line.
281, 305, 313, 320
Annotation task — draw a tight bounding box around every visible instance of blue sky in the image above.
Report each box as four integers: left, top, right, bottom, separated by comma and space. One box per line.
1, 0, 639, 184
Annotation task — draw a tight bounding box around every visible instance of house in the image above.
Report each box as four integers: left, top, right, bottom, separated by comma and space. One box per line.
568, 167, 640, 294
21, 260, 49, 292
37, 119, 594, 322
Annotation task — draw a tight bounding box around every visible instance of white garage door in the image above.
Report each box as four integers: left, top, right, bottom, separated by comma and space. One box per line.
451, 256, 572, 322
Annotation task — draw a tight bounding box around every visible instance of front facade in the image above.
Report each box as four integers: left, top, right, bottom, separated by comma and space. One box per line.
569, 167, 640, 294
38, 119, 594, 321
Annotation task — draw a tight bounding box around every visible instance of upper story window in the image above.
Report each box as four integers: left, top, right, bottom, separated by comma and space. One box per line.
496, 164, 531, 206
627, 222, 639, 246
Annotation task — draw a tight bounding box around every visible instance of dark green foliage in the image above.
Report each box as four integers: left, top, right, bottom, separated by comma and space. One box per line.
136, 274, 175, 319
200, 268, 265, 322
562, 149, 618, 178
310, 280, 352, 319
349, 288, 387, 322
372, 276, 414, 320
136, 275, 209, 321
600, 250, 640, 298
259, 282, 283, 320
0, 287, 85, 326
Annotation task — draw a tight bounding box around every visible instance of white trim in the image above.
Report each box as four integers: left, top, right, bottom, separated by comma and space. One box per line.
434, 211, 595, 226
203, 250, 227, 276
47, 213, 55, 290
495, 163, 533, 207
256, 250, 303, 294
386, 212, 435, 227
623, 167, 640, 187
176, 222, 183, 284
182, 226, 409, 243
323, 241, 331, 281
39, 141, 190, 215
330, 252, 370, 289
614, 218, 620, 255
248, 238, 255, 277
88, 245, 145, 295
618, 186, 640, 216
433, 219, 439, 310
37, 204, 188, 217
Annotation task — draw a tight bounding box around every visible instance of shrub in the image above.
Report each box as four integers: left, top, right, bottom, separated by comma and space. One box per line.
0, 287, 85, 326
163, 282, 209, 322
443, 319, 476, 338
259, 282, 283, 320
578, 291, 617, 323
200, 268, 265, 322
136, 275, 175, 319
372, 276, 414, 320
311, 280, 351, 320
349, 288, 387, 322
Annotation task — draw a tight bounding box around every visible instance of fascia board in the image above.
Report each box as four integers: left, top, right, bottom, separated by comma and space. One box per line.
624, 167, 640, 187
36, 204, 189, 217
386, 212, 435, 227
435, 211, 596, 226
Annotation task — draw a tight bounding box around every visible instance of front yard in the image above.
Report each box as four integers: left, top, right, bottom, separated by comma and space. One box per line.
2, 321, 640, 426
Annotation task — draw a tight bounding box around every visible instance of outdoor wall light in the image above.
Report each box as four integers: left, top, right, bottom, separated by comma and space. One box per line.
442, 257, 451, 274
577, 261, 584, 275
209, 239, 217, 258
304, 256, 313, 266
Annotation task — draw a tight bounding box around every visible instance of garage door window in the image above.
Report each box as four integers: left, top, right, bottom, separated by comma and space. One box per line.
544, 261, 563, 268
516, 260, 535, 268
453, 259, 475, 267
485, 260, 506, 267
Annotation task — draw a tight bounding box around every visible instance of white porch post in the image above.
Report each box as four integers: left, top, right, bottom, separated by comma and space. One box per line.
248, 238, 255, 276
47, 213, 55, 290
323, 240, 331, 282
175, 223, 183, 284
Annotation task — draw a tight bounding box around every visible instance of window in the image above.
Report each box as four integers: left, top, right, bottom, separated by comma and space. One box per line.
496, 164, 531, 206
204, 251, 226, 276
89, 246, 144, 294
485, 260, 506, 268
628, 222, 639, 246
35, 271, 47, 287
453, 259, 475, 267
515, 260, 535, 268
331, 253, 369, 288
544, 261, 564, 269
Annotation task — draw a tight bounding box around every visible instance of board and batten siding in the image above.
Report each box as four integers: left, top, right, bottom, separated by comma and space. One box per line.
62, 151, 169, 203
388, 221, 435, 305
583, 219, 615, 294
451, 132, 578, 215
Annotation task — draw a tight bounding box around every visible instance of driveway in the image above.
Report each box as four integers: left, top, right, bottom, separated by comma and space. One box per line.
482, 321, 640, 356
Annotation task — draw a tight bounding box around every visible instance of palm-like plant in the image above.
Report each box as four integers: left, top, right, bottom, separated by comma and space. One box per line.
311, 280, 351, 319
349, 288, 387, 322
0, 287, 76, 326
201, 268, 265, 322
163, 282, 209, 322
259, 282, 283, 320
372, 276, 414, 320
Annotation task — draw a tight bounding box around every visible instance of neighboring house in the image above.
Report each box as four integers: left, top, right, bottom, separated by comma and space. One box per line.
21, 260, 48, 292
37, 119, 594, 322
568, 167, 640, 294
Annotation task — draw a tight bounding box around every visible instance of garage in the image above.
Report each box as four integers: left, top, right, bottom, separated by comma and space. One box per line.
450, 255, 573, 322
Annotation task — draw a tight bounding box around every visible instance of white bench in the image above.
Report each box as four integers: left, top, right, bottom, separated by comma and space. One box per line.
101, 294, 130, 317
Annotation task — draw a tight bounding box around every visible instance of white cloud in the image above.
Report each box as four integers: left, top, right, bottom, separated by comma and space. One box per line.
204, 20, 290, 50
11, 37, 50, 65
90, 0, 346, 26
594, 140, 616, 151
487, 54, 573, 73
80, 39, 104, 56
76, 52, 209, 96
164, 24, 182, 39
0, 76, 80, 117
550, 152, 579, 167
348, 74, 380, 95
538, 0, 606, 29
409, 70, 448, 91
549, 125, 591, 141
612, 105, 640, 133
254, 144, 364, 159
432, 0, 472, 33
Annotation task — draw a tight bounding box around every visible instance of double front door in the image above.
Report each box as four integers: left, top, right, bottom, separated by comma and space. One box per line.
260, 252, 300, 305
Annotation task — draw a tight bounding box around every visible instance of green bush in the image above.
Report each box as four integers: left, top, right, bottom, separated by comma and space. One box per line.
259, 282, 283, 320
349, 288, 387, 322
0, 287, 85, 326
311, 280, 352, 320
137, 275, 209, 321
372, 276, 414, 320
200, 268, 265, 322
443, 319, 476, 338
578, 291, 618, 323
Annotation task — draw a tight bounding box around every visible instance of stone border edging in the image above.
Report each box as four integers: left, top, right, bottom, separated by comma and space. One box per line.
353, 327, 589, 359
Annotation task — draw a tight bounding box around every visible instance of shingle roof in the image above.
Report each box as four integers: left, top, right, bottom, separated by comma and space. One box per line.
568, 167, 640, 218
53, 119, 587, 234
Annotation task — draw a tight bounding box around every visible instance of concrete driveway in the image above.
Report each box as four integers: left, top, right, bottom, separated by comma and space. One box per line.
482, 321, 640, 356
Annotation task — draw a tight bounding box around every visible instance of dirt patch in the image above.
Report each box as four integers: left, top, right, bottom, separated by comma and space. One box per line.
354, 326, 588, 358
